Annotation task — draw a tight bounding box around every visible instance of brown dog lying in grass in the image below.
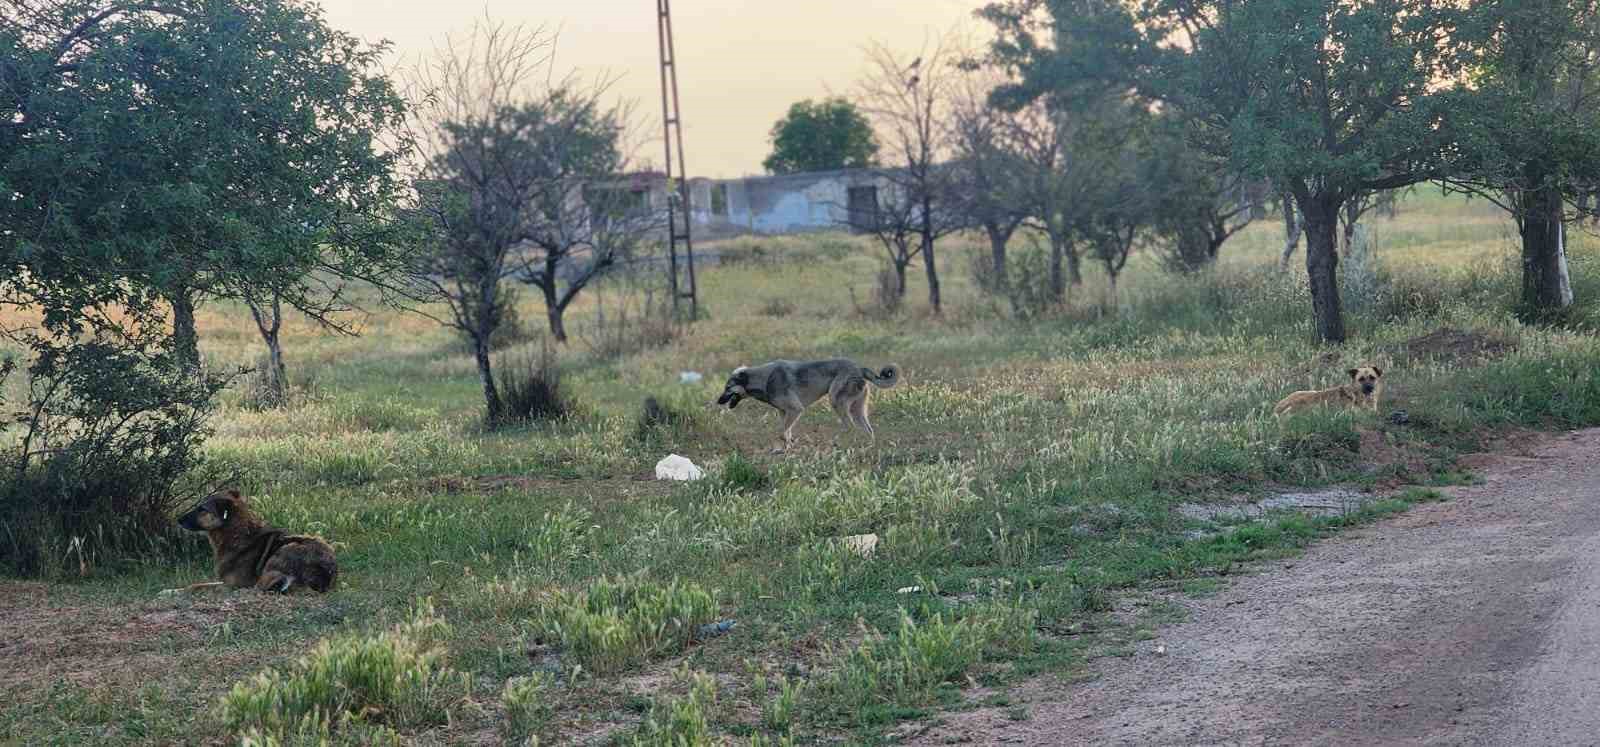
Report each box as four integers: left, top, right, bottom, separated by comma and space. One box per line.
1274, 366, 1385, 416
167, 489, 337, 594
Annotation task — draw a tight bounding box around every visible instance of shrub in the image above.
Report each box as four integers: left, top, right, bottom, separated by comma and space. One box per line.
221, 600, 471, 741
630, 668, 718, 747
531, 577, 718, 674
760, 298, 796, 317
577, 283, 681, 361
502, 671, 555, 744
819, 604, 1036, 724
718, 452, 771, 492
495, 343, 569, 426
0, 342, 225, 578
1001, 239, 1058, 321
634, 395, 700, 444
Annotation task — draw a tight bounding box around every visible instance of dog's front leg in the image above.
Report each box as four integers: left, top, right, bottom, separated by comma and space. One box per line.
774, 408, 803, 454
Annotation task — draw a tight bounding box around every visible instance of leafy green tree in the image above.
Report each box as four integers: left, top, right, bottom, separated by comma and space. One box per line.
763, 98, 879, 174
0, 0, 412, 572
984, 0, 1469, 342
1, 0, 415, 375
1449, 0, 1600, 321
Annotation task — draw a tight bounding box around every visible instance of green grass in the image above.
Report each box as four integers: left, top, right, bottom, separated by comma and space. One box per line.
6, 191, 1600, 744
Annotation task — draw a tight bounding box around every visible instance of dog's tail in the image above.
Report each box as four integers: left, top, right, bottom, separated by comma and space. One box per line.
863, 364, 901, 389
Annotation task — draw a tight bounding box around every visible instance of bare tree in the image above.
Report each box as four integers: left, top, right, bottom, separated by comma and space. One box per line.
858, 179, 923, 301
1338, 188, 1407, 255
406, 18, 554, 425
1143, 119, 1257, 273
514, 91, 659, 343
857, 35, 964, 313
999, 95, 1119, 300
950, 64, 1026, 280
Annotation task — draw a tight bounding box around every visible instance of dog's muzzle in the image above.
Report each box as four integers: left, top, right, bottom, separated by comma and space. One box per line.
717, 390, 742, 409
176, 506, 205, 531
1361, 383, 1375, 394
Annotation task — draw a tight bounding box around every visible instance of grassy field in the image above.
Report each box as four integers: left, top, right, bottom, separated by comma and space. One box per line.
7, 189, 1600, 745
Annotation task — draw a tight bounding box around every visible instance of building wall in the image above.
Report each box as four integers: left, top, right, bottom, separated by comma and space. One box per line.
694, 168, 894, 236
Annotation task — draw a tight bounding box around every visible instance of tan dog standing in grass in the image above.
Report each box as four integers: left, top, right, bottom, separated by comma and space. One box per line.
1274, 366, 1385, 416
167, 489, 338, 594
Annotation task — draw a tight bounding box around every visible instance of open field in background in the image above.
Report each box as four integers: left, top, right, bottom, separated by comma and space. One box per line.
7, 191, 1600, 744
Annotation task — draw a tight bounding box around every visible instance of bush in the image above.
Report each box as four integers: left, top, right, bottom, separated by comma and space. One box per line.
718, 452, 772, 492
0, 341, 225, 578
222, 599, 471, 742
577, 283, 681, 361
630, 668, 718, 747
495, 343, 570, 426
1001, 239, 1058, 321
531, 576, 718, 674
502, 671, 555, 744
819, 604, 1036, 724
634, 395, 699, 444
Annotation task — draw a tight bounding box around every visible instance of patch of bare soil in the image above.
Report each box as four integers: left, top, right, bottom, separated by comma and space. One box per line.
1395, 327, 1517, 364
0, 583, 316, 692
910, 428, 1600, 745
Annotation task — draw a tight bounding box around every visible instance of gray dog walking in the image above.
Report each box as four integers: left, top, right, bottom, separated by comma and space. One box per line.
717, 358, 901, 452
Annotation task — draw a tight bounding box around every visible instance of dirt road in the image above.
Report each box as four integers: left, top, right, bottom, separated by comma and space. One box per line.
915, 429, 1600, 746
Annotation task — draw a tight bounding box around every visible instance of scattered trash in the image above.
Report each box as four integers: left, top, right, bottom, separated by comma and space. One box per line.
654, 454, 705, 481
896, 585, 923, 594
696, 619, 736, 640
679, 371, 703, 384
1389, 409, 1410, 426
1155, 644, 1167, 655
840, 533, 879, 558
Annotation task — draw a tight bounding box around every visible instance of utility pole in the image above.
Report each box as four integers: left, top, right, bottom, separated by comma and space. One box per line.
656, 0, 698, 319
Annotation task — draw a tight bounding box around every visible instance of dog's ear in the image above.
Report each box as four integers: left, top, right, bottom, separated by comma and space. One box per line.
1372, 366, 1383, 377
1347, 368, 1359, 379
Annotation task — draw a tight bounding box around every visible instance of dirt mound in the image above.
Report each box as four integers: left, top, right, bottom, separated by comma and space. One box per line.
1397, 327, 1515, 363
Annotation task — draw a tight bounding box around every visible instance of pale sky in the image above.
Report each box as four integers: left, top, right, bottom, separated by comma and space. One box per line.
318, 1, 988, 178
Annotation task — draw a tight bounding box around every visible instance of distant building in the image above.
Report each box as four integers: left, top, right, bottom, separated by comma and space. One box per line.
690, 168, 897, 237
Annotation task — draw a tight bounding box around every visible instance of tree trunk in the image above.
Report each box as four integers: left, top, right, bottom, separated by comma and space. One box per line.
538, 279, 569, 343
921, 201, 941, 314
1279, 193, 1302, 269
894, 259, 909, 300
1299, 194, 1347, 344
1065, 242, 1083, 286
169, 286, 200, 370
474, 334, 503, 425
1520, 183, 1575, 320
262, 331, 286, 403
985, 223, 1009, 280
1104, 271, 1119, 315
247, 293, 287, 406
1048, 232, 1066, 301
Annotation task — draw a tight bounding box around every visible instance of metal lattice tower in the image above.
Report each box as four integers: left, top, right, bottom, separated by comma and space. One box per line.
656, 0, 698, 319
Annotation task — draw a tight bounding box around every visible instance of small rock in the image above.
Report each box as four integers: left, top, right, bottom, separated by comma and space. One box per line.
1389, 409, 1410, 425
654, 454, 704, 481
696, 619, 736, 639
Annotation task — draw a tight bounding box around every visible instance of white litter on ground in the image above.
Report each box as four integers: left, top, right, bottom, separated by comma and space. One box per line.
654, 454, 705, 481
679, 371, 703, 384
